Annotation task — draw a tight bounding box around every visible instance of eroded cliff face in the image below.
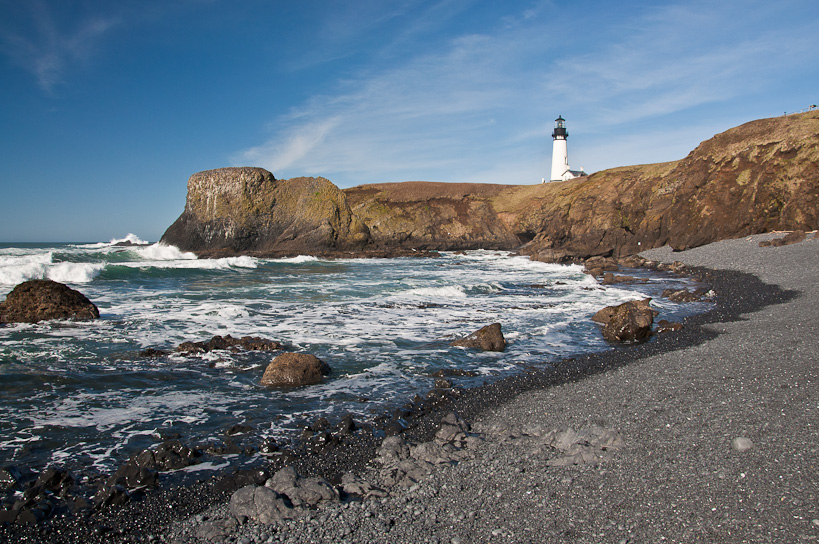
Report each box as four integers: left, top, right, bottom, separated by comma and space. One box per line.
343, 182, 526, 250
520, 111, 819, 261
161, 112, 819, 259
161, 167, 370, 256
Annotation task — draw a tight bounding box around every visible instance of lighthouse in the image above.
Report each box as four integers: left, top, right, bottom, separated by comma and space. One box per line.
550, 116, 570, 181
549, 116, 586, 182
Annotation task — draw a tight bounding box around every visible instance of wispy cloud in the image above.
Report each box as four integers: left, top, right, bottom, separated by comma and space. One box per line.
233, 0, 819, 185
241, 117, 343, 172
546, 2, 819, 127
0, 1, 119, 92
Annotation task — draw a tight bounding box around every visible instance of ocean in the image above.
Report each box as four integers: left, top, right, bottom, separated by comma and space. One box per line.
0, 235, 709, 478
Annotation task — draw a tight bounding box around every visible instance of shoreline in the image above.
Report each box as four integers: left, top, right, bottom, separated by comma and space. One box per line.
2, 234, 814, 543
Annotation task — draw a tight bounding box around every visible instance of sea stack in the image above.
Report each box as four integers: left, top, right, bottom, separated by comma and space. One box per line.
160, 167, 371, 256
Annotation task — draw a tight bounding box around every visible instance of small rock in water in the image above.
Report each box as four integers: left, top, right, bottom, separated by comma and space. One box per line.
731, 437, 754, 452
450, 323, 506, 352
260, 352, 331, 387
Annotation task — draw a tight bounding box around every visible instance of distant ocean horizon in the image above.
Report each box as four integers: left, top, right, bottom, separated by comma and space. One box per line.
0, 235, 710, 478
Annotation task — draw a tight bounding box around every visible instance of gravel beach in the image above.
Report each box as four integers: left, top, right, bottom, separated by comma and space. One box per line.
157, 233, 817, 544
4, 234, 817, 543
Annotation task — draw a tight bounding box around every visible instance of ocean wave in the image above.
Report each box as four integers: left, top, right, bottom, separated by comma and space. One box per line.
134, 243, 197, 261
118, 255, 258, 271
270, 255, 319, 263
398, 285, 468, 298
110, 233, 150, 246
45, 262, 106, 284
0, 252, 104, 286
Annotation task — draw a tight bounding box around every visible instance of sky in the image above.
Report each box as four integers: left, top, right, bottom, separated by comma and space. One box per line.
1, 0, 817, 242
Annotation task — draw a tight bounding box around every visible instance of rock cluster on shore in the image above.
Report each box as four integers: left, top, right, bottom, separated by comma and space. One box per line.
164, 410, 628, 543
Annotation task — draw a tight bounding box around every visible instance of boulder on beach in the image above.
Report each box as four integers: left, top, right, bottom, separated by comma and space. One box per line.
265, 467, 339, 507
662, 288, 711, 302
450, 323, 506, 352
230, 485, 295, 525
592, 298, 655, 343
260, 352, 331, 387
0, 279, 99, 324
656, 319, 684, 333
759, 230, 807, 247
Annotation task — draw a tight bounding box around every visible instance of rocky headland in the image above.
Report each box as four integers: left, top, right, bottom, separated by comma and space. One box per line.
161, 111, 819, 260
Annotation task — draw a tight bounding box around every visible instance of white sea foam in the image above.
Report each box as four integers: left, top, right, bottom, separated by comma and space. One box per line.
46, 262, 105, 284
117, 253, 258, 271
110, 233, 150, 246
0, 252, 53, 285
216, 256, 258, 268
271, 255, 319, 263
398, 285, 467, 299
135, 242, 197, 261
0, 245, 710, 475
0, 252, 103, 286
29, 390, 228, 431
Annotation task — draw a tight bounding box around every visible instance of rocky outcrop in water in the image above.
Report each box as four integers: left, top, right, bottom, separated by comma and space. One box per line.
0, 279, 99, 324
260, 352, 331, 386
176, 334, 281, 354
592, 298, 656, 343
161, 167, 370, 256
450, 323, 506, 351
161, 112, 819, 260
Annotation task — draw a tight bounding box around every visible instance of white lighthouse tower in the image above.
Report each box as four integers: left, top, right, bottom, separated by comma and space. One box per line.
550, 115, 571, 181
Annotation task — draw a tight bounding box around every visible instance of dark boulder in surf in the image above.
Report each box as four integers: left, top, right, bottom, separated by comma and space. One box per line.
260, 352, 331, 387
176, 334, 282, 354
592, 298, 655, 343
451, 323, 506, 352
0, 279, 99, 324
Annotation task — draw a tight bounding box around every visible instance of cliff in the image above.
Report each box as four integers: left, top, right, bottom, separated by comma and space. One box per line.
161, 167, 370, 256
161, 112, 819, 259
343, 182, 527, 250
520, 110, 819, 261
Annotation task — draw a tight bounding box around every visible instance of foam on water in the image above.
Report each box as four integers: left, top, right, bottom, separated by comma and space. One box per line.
274, 255, 319, 263
0, 239, 711, 475
0, 254, 105, 288
111, 233, 150, 246
134, 242, 197, 261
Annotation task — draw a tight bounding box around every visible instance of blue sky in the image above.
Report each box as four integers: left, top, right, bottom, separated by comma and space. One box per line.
1, 0, 817, 242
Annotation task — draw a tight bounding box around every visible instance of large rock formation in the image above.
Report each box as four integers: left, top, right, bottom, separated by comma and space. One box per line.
344, 182, 527, 250
161, 167, 370, 256
521, 111, 819, 261
161, 112, 819, 260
